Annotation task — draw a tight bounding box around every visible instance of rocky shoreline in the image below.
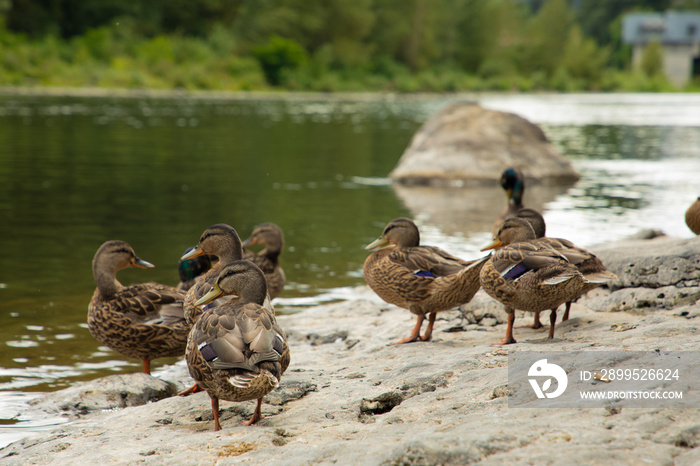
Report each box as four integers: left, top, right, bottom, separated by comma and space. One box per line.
2, 234, 700, 465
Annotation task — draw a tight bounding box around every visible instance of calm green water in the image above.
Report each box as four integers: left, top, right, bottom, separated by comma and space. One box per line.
1, 92, 700, 445
0, 94, 452, 389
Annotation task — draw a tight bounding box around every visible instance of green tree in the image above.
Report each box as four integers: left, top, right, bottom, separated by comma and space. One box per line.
451, 0, 507, 73
3, 0, 242, 38
561, 25, 610, 83
519, 0, 575, 76
234, 0, 374, 69
470, 0, 530, 77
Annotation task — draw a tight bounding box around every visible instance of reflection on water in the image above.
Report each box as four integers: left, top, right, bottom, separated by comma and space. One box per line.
0, 391, 68, 449
391, 181, 575, 239
1, 92, 699, 447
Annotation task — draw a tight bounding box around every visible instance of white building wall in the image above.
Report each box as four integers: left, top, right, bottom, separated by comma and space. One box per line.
632, 43, 700, 87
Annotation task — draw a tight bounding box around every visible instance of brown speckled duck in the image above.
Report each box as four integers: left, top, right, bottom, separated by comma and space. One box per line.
181, 224, 246, 327
510, 208, 616, 328
491, 167, 527, 237
88, 240, 188, 374
186, 260, 290, 430
686, 197, 700, 235
364, 218, 488, 345
242, 223, 286, 299
481, 218, 614, 345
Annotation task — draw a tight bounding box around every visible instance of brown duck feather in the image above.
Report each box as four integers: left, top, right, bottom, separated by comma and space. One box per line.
508, 209, 617, 325
181, 224, 246, 326
480, 218, 594, 344
686, 197, 700, 235
88, 241, 188, 373
364, 218, 488, 344
186, 260, 289, 430
242, 222, 286, 299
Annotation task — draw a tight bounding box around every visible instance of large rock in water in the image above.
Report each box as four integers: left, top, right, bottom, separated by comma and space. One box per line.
389, 102, 579, 186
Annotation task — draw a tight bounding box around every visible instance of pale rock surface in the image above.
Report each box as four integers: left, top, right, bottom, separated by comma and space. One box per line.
389, 102, 579, 187
2, 237, 700, 465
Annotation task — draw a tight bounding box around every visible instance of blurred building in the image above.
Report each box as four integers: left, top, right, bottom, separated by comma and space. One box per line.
623, 11, 700, 87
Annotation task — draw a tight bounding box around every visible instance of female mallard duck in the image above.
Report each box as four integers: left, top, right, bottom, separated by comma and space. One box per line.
178, 224, 275, 397
491, 167, 527, 236
186, 260, 290, 430
514, 207, 546, 238
176, 246, 214, 292
242, 222, 286, 299
88, 240, 189, 374
364, 217, 488, 345
481, 218, 613, 344
181, 224, 245, 327
508, 208, 616, 327
503, 207, 548, 329
686, 197, 700, 235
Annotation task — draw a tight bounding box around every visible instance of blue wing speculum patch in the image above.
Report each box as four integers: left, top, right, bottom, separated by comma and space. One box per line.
502, 262, 529, 281
198, 342, 219, 362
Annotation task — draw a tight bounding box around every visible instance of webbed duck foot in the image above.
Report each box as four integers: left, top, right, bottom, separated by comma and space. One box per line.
389, 314, 428, 345
517, 312, 543, 329
240, 398, 263, 426
389, 335, 423, 345
494, 337, 517, 346
177, 383, 205, 397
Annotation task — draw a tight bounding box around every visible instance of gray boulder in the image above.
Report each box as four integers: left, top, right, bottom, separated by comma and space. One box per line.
581, 235, 700, 314
389, 102, 579, 187
28, 373, 179, 417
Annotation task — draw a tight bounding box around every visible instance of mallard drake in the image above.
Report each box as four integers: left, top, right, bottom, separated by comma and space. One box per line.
176, 246, 214, 292
491, 167, 527, 236
242, 222, 286, 299
364, 217, 488, 345
686, 197, 700, 235
186, 260, 290, 430
181, 224, 245, 327
480, 218, 614, 344
88, 240, 189, 374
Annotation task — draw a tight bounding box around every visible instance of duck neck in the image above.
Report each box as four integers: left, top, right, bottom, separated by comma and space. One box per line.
93, 266, 122, 298
260, 247, 280, 264
238, 282, 268, 306
510, 183, 524, 207
215, 243, 244, 265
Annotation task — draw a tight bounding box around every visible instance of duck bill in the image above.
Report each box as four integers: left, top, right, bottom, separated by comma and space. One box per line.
181, 245, 205, 261
133, 257, 155, 269
241, 237, 257, 248
365, 236, 389, 251
480, 239, 503, 251
195, 283, 224, 306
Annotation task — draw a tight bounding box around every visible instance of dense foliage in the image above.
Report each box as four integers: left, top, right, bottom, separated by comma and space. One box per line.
1, 0, 699, 92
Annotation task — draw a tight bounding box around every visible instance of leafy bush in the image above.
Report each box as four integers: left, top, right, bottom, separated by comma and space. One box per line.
252, 36, 309, 86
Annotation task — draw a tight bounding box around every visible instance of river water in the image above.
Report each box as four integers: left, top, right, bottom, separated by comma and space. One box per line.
1, 91, 699, 447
